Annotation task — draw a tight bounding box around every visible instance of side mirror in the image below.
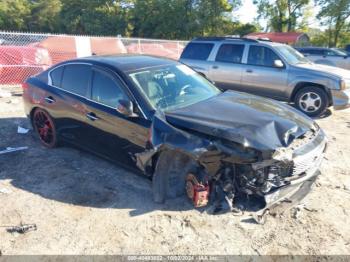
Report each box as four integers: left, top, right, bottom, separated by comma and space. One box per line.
274, 60, 284, 68
116, 99, 138, 117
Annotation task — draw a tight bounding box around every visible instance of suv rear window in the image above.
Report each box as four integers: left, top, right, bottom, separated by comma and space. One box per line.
216, 44, 244, 63
61, 64, 91, 96
181, 43, 214, 60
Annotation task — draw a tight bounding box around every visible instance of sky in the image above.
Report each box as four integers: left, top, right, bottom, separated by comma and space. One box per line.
235, 0, 322, 30
236, 0, 258, 24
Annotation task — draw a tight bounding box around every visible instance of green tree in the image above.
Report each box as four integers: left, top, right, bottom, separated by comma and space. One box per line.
196, 0, 240, 36
254, 0, 310, 32
316, 0, 350, 47
132, 0, 193, 39
59, 0, 133, 35
132, 0, 241, 39
0, 0, 249, 39
0, 0, 31, 31
231, 22, 260, 36
27, 0, 62, 32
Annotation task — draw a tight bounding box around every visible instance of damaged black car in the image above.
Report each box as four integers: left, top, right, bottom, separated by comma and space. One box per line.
23, 55, 327, 217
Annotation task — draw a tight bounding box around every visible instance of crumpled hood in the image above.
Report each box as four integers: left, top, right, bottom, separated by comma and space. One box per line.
295, 63, 350, 80
164, 91, 315, 151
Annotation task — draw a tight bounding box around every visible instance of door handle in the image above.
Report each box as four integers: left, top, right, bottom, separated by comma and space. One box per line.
212, 65, 219, 69
246, 69, 253, 73
86, 112, 98, 121
44, 96, 55, 103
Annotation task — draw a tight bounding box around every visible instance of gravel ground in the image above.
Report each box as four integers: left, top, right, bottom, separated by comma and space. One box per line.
0, 86, 350, 255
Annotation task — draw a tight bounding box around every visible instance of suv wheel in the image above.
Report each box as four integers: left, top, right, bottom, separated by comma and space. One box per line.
294, 86, 329, 117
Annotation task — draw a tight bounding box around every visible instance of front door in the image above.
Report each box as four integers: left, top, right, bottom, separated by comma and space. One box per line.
83, 67, 150, 169
241, 45, 288, 100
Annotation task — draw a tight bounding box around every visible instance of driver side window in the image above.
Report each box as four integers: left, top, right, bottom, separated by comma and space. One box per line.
248, 46, 280, 67
91, 70, 127, 108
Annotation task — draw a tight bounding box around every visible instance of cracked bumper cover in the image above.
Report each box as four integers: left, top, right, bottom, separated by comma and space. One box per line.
262, 129, 326, 212
263, 167, 320, 213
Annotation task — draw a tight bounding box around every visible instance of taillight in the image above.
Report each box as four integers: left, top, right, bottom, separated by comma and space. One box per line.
22, 82, 29, 90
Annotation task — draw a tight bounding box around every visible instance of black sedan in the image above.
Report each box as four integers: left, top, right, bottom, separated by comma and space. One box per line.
23, 55, 327, 217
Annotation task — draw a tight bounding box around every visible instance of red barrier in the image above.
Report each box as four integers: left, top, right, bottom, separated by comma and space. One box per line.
0, 32, 187, 85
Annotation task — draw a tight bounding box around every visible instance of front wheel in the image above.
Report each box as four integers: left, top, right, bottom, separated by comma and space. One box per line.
294, 86, 329, 117
152, 151, 198, 203
32, 108, 58, 148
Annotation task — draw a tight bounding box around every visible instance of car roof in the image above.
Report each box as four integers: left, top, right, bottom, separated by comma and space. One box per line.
68, 54, 178, 72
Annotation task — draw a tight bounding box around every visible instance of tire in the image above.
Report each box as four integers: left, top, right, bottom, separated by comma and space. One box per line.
32, 108, 58, 148
294, 86, 329, 117
152, 151, 197, 203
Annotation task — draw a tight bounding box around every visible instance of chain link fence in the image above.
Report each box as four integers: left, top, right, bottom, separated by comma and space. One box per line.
0, 31, 188, 86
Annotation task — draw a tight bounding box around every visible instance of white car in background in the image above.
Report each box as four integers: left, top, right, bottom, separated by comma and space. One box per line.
296, 47, 350, 70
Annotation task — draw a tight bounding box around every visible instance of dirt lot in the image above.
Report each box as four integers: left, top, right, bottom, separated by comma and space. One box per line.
0, 86, 350, 255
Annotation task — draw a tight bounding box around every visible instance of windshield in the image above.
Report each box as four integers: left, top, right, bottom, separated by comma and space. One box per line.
128, 64, 221, 111
275, 45, 310, 64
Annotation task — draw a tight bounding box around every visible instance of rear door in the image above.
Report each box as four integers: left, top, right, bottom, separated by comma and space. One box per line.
83, 67, 150, 168
180, 42, 215, 77
46, 63, 92, 144
241, 45, 288, 99
208, 43, 245, 90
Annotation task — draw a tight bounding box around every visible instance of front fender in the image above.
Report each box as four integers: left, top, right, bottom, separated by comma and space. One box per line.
287, 77, 337, 101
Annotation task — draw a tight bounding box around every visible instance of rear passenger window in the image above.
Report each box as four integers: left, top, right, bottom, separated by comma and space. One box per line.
181, 43, 214, 60
61, 64, 91, 96
216, 44, 244, 63
50, 66, 63, 87
91, 70, 126, 108
248, 46, 280, 67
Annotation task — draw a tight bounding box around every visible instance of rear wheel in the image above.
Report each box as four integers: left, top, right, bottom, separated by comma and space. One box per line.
294, 86, 329, 117
32, 109, 58, 148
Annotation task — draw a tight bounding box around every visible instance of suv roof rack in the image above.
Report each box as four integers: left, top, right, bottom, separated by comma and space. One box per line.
255, 37, 271, 42
193, 36, 259, 42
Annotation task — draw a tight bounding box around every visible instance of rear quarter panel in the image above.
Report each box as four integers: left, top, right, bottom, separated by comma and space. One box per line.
179, 58, 212, 77
23, 77, 49, 118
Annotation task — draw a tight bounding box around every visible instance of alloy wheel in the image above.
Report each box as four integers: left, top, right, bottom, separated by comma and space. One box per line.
33, 110, 56, 147
298, 92, 322, 113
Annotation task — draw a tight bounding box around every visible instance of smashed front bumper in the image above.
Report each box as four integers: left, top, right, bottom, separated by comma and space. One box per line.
262, 168, 320, 214
331, 88, 350, 110
254, 171, 319, 224
210, 127, 327, 216
251, 130, 326, 222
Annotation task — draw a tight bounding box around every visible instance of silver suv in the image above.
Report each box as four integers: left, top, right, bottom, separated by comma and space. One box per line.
180, 37, 350, 117
296, 47, 350, 70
